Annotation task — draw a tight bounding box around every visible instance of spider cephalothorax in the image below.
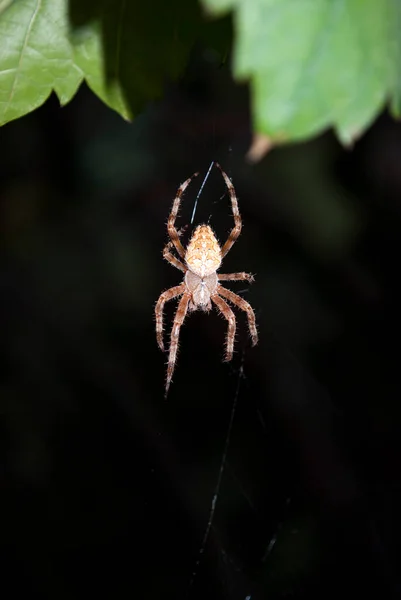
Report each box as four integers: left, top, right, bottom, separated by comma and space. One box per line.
155, 163, 258, 395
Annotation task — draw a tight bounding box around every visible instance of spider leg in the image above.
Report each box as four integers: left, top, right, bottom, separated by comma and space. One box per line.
163, 241, 187, 273
217, 285, 258, 346
168, 172, 199, 259
165, 293, 191, 397
215, 163, 242, 259
155, 284, 186, 351
212, 295, 236, 362
218, 272, 254, 283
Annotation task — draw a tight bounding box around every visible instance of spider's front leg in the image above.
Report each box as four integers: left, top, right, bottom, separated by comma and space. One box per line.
165, 293, 191, 397
155, 284, 186, 351
217, 285, 258, 346
212, 295, 236, 361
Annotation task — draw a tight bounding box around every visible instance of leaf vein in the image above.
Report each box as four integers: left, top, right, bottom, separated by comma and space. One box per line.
4, 0, 42, 116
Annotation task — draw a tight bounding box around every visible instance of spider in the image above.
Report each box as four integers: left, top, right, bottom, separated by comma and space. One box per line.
155, 163, 258, 396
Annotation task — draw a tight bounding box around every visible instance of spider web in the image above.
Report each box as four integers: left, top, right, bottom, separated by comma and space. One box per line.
184, 330, 280, 600
184, 160, 243, 595
186, 349, 246, 597
190, 160, 215, 226
183, 164, 266, 599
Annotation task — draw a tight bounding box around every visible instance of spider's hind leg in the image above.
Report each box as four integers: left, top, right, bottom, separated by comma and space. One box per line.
218, 272, 255, 283
163, 241, 187, 273
168, 173, 199, 259
215, 163, 242, 259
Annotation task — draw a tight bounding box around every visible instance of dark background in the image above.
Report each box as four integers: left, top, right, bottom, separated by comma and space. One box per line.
2, 31, 401, 600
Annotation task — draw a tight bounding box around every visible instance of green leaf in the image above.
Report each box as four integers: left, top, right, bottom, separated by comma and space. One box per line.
69, 0, 202, 120
0, 0, 202, 126
0, 0, 83, 126
202, 0, 235, 13
388, 2, 401, 119
202, 0, 401, 144
0, 0, 15, 16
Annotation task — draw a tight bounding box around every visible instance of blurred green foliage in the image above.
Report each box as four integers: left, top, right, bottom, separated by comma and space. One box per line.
204, 0, 401, 143
1, 0, 401, 144
0, 0, 210, 125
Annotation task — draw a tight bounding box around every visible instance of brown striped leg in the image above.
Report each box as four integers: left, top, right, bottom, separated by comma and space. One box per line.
165, 293, 191, 397
155, 284, 186, 351
168, 172, 199, 259
163, 241, 187, 273
215, 163, 242, 258
218, 272, 254, 283
217, 285, 258, 346
212, 295, 236, 362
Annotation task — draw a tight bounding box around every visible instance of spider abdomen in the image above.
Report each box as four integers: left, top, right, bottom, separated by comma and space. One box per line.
185, 224, 222, 278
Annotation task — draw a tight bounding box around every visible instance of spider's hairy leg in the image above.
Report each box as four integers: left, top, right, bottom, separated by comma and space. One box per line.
212, 295, 236, 362
217, 285, 258, 346
163, 241, 187, 273
218, 272, 255, 283
165, 293, 191, 397
155, 284, 186, 351
215, 163, 242, 258
168, 172, 199, 259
